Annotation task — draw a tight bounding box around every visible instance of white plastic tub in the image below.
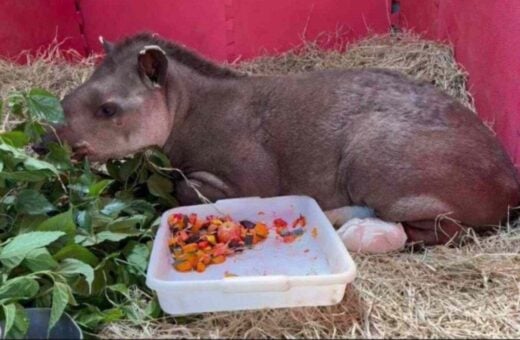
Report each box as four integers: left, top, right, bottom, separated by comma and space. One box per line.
146, 195, 357, 316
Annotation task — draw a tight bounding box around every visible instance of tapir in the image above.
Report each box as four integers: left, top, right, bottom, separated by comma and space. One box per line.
43, 33, 520, 253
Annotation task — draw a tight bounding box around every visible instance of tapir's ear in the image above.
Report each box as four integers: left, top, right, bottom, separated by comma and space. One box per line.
138, 45, 168, 88
98, 36, 115, 54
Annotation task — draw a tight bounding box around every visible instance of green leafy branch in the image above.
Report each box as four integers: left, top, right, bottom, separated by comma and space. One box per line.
0, 89, 173, 337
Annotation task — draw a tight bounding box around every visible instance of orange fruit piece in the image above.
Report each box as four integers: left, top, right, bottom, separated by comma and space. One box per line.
212, 255, 226, 264
174, 261, 193, 272
196, 261, 206, 273
254, 223, 269, 238
182, 243, 198, 253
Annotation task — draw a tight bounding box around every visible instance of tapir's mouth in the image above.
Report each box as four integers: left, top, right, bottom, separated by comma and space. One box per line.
71, 141, 94, 160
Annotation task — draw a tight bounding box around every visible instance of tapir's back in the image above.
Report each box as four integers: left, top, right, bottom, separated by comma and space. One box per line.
251, 68, 519, 213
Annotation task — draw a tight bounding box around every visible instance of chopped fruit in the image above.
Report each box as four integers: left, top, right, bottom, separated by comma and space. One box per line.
254, 223, 269, 238
174, 261, 193, 272
311, 228, 318, 238
211, 255, 226, 264
282, 235, 297, 243
217, 221, 242, 243
292, 215, 307, 228
196, 262, 206, 273
244, 232, 254, 247
240, 220, 256, 229
168, 212, 309, 273
182, 243, 198, 253
212, 243, 230, 257
273, 218, 288, 228
275, 215, 308, 243
178, 230, 189, 242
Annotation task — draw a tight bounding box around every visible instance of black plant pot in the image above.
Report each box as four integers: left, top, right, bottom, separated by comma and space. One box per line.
1, 308, 83, 339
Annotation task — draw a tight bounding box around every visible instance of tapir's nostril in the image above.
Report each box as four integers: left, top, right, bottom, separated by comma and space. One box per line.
31, 142, 48, 155
31, 132, 58, 155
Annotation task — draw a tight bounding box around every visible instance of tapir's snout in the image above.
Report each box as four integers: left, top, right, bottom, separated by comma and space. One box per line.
31, 129, 59, 155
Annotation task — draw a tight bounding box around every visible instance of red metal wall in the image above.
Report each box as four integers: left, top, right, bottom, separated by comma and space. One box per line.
0, 0, 84, 60
0, 0, 390, 63
400, 0, 520, 168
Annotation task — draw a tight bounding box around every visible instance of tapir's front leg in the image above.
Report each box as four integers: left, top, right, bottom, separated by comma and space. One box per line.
175, 171, 234, 205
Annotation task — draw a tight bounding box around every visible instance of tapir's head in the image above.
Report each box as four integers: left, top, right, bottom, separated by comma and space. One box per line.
47, 36, 175, 162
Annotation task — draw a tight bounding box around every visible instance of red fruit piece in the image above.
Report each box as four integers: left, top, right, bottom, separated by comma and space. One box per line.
213, 243, 230, 257
292, 215, 307, 228
217, 221, 241, 243
273, 218, 288, 228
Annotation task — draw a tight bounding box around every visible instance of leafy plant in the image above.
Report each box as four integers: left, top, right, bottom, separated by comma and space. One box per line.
0, 89, 175, 337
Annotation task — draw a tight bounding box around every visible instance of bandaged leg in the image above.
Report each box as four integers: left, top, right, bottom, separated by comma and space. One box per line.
337, 217, 407, 254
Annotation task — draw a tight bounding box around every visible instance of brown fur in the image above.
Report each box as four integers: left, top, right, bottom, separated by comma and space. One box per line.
56, 33, 520, 246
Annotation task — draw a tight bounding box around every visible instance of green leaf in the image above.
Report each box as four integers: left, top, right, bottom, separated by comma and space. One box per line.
45, 142, 72, 170
146, 173, 173, 199
126, 243, 150, 276
106, 160, 121, 181
23, 120, 47, 141
48, 282, 70, 333
76, 231, 134, 246
145, 148, 172, 167
106, 283, 129, 295
0, 277, 39, 302
0, 141, 29, 159
23, 157, 59, 175
57, 259, 94, 292
0, 170, 53, 182
5, 304, 29, 338
15, 189, 55, 215
53, 244, 99, 267
107, 215, 146, 233
75, 305, 124, 330
37, 210, 76, 240
0, 231, 65, 270
14, 214, 48, 234
89, 179, 113, 197
119, 157, 142, 181
25, 88, 64, 124
23, 248, 59, 271
100, 200, 128, 217
76, 210, 90, 229
2, 303, 16, 336
0, 131, 30, 147
145, 296, 162, 319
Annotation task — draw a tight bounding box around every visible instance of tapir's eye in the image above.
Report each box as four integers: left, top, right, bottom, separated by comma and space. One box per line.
96, 103, 119, 118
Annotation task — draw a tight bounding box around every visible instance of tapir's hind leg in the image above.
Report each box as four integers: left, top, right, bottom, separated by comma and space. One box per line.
402, 219, 468, 246
336, 217, 408, 253
376, 194, 514, 247
325, 206, 408, 253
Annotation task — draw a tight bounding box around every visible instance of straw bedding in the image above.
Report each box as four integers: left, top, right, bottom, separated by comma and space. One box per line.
1, 32, 518, 339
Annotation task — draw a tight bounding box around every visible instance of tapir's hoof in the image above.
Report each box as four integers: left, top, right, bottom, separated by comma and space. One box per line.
337, 217, 407, 254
